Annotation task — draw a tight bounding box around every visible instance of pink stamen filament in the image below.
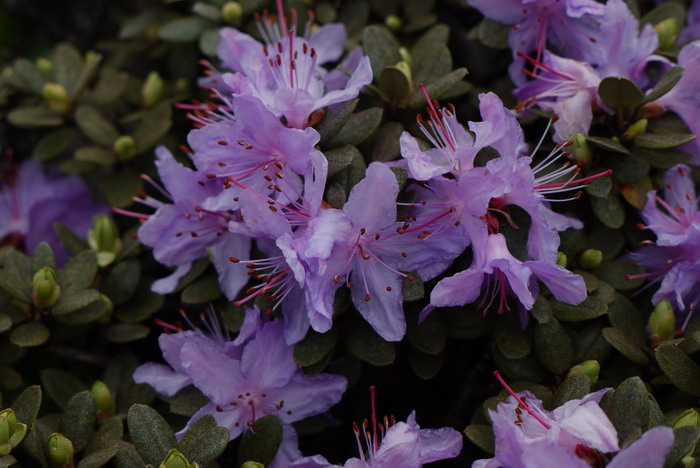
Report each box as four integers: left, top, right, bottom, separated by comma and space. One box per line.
276, 0, 287, 37
400, 209, 454, 233
234, 267, 292, 306
419, 84, 457, 152
517, 51, 575, 81
533, 10, 548, 75
154, 319, 181, 332
112, 207, 149, 220
370, 386, 378, 453
493, 371, 551, 430
535, 169, 612, 190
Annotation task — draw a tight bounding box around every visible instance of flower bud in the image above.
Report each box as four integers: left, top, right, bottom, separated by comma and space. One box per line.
385, 14, 403, 32
567, 360, 600, 385
649, 299, 675, 344
241, 463, 264, 468
113, 135, 137, 160
682, 455, 696, 468
159, 448, 197, 468
394, 60, 413, 93
623, 118, 648, 140
655, 17, 679, 50
32, 267, 61, 309
96, 294, 114, 324
91, 381, 115, 418
35, 57, 53, 76
556, 251, 568, 268
142, 71, 164, 108
42, 83, 71, 115
673, 409, 700, 429
88, 215, 123, 267
221, 1, 243, 25
579, 249, 603, 269
0, 409, 25, 454
398, 47, 412, 67
47, 433, 74, 468
315, 2, 337, 24
570, 133, 593, 164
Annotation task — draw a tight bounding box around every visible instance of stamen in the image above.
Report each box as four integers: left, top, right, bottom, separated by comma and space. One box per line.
493, 371, 551, 429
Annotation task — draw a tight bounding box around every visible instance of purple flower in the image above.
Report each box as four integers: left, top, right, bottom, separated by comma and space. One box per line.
428, 233, 586, 324
473, 377, 674, 468
680, 1, 700, 44
655, 41, 700, 164
628, 164, 700, 329
290, 388, 462, 468
135, 147, 250, 299
187, 94, 321, 212
514, 51, 601, 143
213, 2, 372, 128
0, 158, 107, 263
468, 0, 605, 86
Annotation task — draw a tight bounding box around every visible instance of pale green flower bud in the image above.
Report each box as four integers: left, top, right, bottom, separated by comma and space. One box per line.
221, 2, 243, 25
142, 71, 164, 108
385, 15, 403, 32
556, 252, 568, 268
91, 381, 115, 418
571, 133, 592, 164
35, 57, 53, 76
567, 360, 600, 385
32, 267, 61, 309
399, 47, 412, 67
649, 299, 675, 344
42, 83, 71, 115
623, 119, 648, 140
673, 409, 700, 429
655, 18, 679, 50
241, 462, 265, 468
47, 433, 74, 468
112, 135, 137, 160
579, 249, 603, 269
160, 448, 198, 468
88, 215, 123, 267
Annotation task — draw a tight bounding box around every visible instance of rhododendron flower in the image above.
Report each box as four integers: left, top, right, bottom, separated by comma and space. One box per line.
468, 0, 605, 86
133, 147, 250, 299
0, 158, 106, 263
655, 42, 700, 164
214, 0, 372, 128
473, 373, 674, 468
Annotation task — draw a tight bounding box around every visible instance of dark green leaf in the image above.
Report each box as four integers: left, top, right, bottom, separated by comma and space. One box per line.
294, 327, 339, 367
607, 377, 661, 442
635, 147, 692, 169
408, 348, 445, 380
607, 293, 646, 347
7, 106, 63, 128
75, 146, 115, 166
237, 415, 283, 466
379, 66, 411, 100
33, 128, 77, 161
317, 99, 358, 145
494, 313, 531, 359
633, 133, 697, 149
656, 343, 700, 396
53, 223, 90, 255
113, 441, 145, 468
585, 171, 613, 198
0, 366, 21, 390
534, 320, 574, 374
598, 76, 644, 108
114, 290, 163, 323
101, 260, 140, 305
127, 404, 176, 465
406, 309, 446, 355
169, 387, 208, 417
531, 296, 554, 324
607, 153, 649, 185
643, 66, 684, 104
602, 327, 649, 365
0, 455, 17, 468
464, 425, 495, 455
59, 391, 97, 453
53, 289, 100, 316
476, 18, 510, 49
342, 314, 396, 366
10, 322, 49, 347
32, 243, 56, 271
594, 261, 645, 290
77, 445, 120, 468
105, 171, 143, 208
325, 107, 384, 148
177, 415, 230, 466
75, 106, 119, 147
40, 368, 87, 409
0, 314, 10, 333
591, 194, 625, 229
552, 374, 591, 408
56, 296, 111, 325
325, 146, 359, 178
132, 102, 173, 152
159, 16, 210, 42
551, 296, 607, 322
408, 68, 468, 108
52, 43, 83, 94
11, 386, 42, 426
181, 272, 222, 304
362, 25, 402, 80
620, 177, 653, 209
371, 122, 404, 162
0, 271, 31, 303
58, 251, 97, 295
106, 323, 150, 343
664, 426, 700, 468
587, 136, 630, 154
84, 417, 123, 455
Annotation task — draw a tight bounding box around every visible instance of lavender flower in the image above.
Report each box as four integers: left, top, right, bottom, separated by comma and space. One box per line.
473, 372, 674, 468
655, 41, 700, 164
0, 158, 106, 263
214, 0, 372, 128
680, 0, 700, 44
134, 147, 250, 299
468, 0, 605, 86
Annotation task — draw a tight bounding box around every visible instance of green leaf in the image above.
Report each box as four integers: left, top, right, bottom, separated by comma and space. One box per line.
464, 425, 494, 455
406, 309, 446, 355
0, 271, 31, 303
113, 441, 145, 468
53, 289, 100, 316
607, 153, 648, 185
40, 368, 87, 409
294, 327, 339, 367
33, 128, 77, 161
664, 426, 700, 468
101, 260, 140, 306
177, 415, 230, 466
636, 147, 693, 169
476, 18, 510, 49
410, 25, 451, 82
105, 171, 143, 208
181, 272, 222, 304
58, 251, 97, 295
127, 404, 176, 466
75, 106, 119, 147
7, 106, 63, 128
656, 343, 700, 396
494, 312, 532, 359
325, 146, 359, 178
132, 102, 173, 153
379, 66, 411, 100
633, 133, 697, 149
32, 243, 56, 271
594, 261, 645, 291
75, 146, 115, 166
59, 391, 97, 453
77, 444, 120, 468
408, 68, 468, 108
0, 455, 17, 468
325, 107, 384, 148
371, 122, 404, 162
621, 177, 653, 209
106, 323, 150, 343
10, 322, 49, 347
591, 194, 625, 229
52, 43, 83, 95
585, 171, 613, 198
0, 366, 21, 391
550, 296, 608, 322
362, 25, 402, 80
606, 377, 662, 442
602, 327, 649, 365
11, 386, 41, 429
408, 346, 445, 379
587, 136, 630, 154
237, 415, 283, 466
643, 66, 684, 104
552, 374, 591, 408
114, 290, 163, 323
199, 27, 221, 56
84, 417, 123, 455
169, 387, 208, 417
534, 320, 574, 374
0, 314, 10, 333
317, 98, 359, 144
607, 293, 646, 347
56, 296, 111, 326
53, 223, 90, 255
342, 314, 396, 366
158, 16, 210, 42
598, 76, 644, 108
